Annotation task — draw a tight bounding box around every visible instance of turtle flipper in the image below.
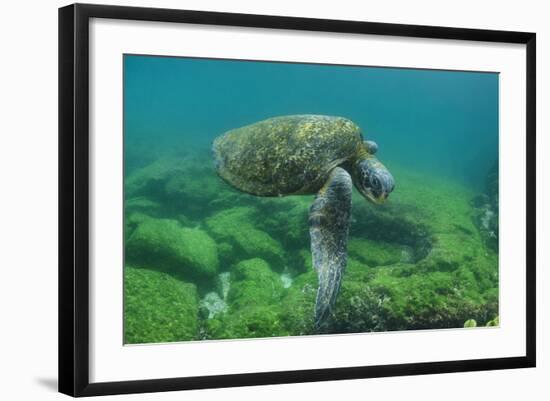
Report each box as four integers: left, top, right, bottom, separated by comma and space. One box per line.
309, 167, 352, 329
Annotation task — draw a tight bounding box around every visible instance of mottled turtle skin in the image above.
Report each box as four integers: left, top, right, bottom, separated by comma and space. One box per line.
212, 115, 366, 196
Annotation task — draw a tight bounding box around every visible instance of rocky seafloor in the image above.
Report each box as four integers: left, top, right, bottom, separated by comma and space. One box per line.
123, 150, 499, 344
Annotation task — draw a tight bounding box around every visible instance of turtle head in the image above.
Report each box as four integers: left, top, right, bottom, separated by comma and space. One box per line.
354, 141, 395, 204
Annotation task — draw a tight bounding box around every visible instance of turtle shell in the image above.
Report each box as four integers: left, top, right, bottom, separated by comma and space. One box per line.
212, 115, 363, 196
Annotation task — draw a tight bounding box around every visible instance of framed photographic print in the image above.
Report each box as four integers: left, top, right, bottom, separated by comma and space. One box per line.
58, 3, 536, 397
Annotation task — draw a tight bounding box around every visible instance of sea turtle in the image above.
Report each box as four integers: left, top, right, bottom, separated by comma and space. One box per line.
212, 115, 395, 329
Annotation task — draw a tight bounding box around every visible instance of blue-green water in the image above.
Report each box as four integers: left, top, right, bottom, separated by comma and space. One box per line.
124, 55, 498, 187
123, 54, 499, 344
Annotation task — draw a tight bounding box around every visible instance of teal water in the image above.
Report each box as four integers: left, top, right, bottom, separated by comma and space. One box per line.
124, 54, 498, 187
123, 54, 499, 344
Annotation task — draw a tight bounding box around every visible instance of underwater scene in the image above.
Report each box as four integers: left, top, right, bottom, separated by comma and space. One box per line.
123, 54, 499, 344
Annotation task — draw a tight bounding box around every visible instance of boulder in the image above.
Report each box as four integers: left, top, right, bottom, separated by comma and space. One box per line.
126, 217, 219, 280
205, 208, 286, 269
124, 266, 199, 344
348, 238, 404, 266
204, 258, 288, 339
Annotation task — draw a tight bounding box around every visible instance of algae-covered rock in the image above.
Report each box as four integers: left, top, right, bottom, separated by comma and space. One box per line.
176, 213, 194, 227
126, 217, 219, 280
205, 208, 286, 269
206, 305, 288, 339
124, 212, 153, 242
364, 265, 496, 330
351, 200, 431, 252
473, 205, 498, 251
472, 160, 499, 252
329, 259, 387, 333
464, 319, 477, 328
416, 227, 493, 275
217, 242, 235, 264
369, 270, 456, 330
455, 255, 499, 301
486, 316, 499, 327
287, 248, 313, 274
122, 156, 501, 339
255, 197, 311, 250
281, 255, 383, 335
417, 233, 474, 272
163, 164, 229, 214
348, 238, 404, 266
124, 266, 199, 344
125, 155, 235, 219
228, 258, 284, 309
125, 158, 183, 198
472, 161, 498, 252
204, 259, 288, 339
125, 196, 162, 216
280, 270, 317, 335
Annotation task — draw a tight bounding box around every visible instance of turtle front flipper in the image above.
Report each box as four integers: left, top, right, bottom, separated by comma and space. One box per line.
309, 167, 352, 330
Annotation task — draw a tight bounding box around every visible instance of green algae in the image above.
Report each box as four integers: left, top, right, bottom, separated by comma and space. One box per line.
126, 217, 219, 281
205, 208, 286, 269
123, 154, 500, 343
279, 270, 317, 335
330, 259, 387, 333
205, 305, 287, 340
125, 196, 162, 216
204, 259, 287, 339
255, 196, 312, 250
348, 238, 404, 266
228, 258, 285, 309
125, 155, 238, 219
124, 266, 199, 344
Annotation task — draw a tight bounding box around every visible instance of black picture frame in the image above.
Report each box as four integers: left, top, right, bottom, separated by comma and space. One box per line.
58, 3, 536, 397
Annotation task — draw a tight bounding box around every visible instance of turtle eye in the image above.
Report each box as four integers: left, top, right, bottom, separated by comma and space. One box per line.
371, 176, 380, 190
369, 175, 385, 196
